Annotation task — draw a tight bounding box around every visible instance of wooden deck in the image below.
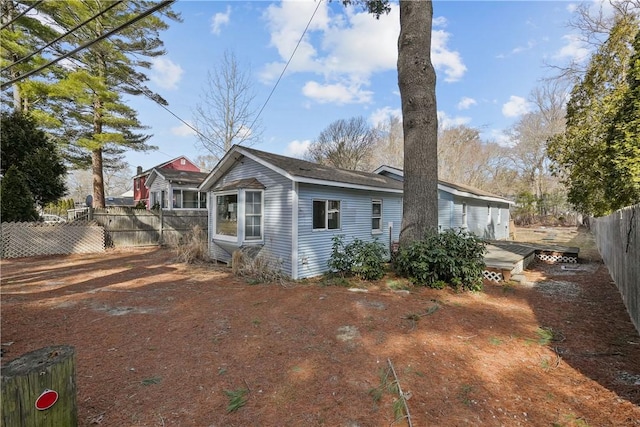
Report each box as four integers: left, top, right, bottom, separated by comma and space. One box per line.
483, 241, 580, 282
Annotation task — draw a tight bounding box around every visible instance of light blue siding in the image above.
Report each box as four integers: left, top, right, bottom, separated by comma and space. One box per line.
206, 157, 294, 276
438, 190, 454, 230
449, 196, 510, 240
296, 184, 402, 279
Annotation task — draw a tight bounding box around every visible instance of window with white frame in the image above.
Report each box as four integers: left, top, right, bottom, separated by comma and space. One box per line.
487, 205, 492, 224
172, 189, 206, 209
313, 200, 340, 230
216, 193, 238, 237
497, 207, 502, 225
214, 190, 263, 241
372, 199, 382, 233
462, 203, 468, 228
244, 191, 262, 240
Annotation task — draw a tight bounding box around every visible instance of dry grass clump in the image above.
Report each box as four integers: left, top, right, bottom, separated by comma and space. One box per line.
169, 225, 209, 264
231, 247, 287, 284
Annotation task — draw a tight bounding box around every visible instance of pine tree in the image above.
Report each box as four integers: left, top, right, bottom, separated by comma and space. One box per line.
1, 111, 67, 207
0, 165, 39, 222
1, 1, 180, 208
548, 14, 639, 215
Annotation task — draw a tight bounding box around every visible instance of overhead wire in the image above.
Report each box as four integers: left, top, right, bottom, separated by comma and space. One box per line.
0, 0, 44, 31
1, 0, 125, 73
248, 0, 323, 133
1, 0, 175, 90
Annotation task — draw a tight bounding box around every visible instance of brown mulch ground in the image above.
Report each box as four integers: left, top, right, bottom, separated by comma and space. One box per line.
1, 227, 639, 426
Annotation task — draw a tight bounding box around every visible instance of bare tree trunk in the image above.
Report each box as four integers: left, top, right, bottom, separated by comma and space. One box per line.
398, 0, 438, 247
92, 148, 105, 208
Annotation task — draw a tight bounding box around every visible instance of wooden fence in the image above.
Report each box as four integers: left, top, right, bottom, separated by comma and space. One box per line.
591, 204, 639, 335
91, 208, 208, 247
1, 209, 209, 259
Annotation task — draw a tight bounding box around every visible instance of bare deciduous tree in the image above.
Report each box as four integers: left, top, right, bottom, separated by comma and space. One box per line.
370, 114, 404, 169
193, 50, 263, 158
546, 0, 639, 81
306, 116, 377, 171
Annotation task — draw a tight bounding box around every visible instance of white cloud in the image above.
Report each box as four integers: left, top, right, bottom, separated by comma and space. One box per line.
211, 6, 231, 35
262, 3, 466, 104
285, 140, 311, 158
554, 34, 590, 63
302, 81, 373, 105
431, 30, 466, 82
511, 40, 535, 54
150, 58, 183, 90
457, 97, 477, 110
171, 122, 196, 137
438, 111, 471, 129
370, 107, 402, 128
502, 95, 532, 118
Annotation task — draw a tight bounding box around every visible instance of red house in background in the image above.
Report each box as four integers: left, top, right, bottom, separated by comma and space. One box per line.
133, 156, 201, 208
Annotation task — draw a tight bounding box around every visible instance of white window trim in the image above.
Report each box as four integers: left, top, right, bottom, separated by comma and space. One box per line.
172, 188, 207, 209
213, 189, 264, 243
244, 190, 264, 241
213, 190, 239, 242
372, 199, 383, 234
312, 199, 341, 231
497, 207, 502, 225
487, 205, 492, 224
462, 202, 468, 228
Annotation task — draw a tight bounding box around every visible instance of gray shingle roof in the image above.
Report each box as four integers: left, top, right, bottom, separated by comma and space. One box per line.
241, 146, 403, 191
157, 169, 209, 185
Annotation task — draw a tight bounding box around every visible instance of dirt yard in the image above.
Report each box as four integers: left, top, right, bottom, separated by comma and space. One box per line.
1, 226, 639, 426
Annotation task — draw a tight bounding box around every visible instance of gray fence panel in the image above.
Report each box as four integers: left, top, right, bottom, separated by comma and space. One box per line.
591, 204, 639, 335
92, 208, 208, 247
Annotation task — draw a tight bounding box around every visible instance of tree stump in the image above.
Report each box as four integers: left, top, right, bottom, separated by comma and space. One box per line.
1, 345, 77, 427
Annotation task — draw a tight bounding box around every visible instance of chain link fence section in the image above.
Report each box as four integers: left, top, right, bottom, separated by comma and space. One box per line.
1, 222, 105, 259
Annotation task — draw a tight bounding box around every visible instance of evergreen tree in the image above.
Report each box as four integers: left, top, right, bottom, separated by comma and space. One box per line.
0, 165, 39, 222
1, 1, 180, 208
605, 28, 640, 209
1, 111, 67, 207
548, 14, 639, 216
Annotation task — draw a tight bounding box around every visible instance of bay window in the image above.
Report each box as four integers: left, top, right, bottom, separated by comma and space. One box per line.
214, 190, 263, 242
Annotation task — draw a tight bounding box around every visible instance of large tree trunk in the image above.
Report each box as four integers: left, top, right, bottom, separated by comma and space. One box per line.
92, 147, 105, 208
397, 0, 438, 247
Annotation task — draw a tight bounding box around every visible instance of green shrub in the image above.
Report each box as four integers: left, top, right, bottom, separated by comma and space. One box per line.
394, 229, 486, 291
327, 235, 387, 281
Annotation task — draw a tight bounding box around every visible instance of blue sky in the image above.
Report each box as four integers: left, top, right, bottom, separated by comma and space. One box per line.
124, 0, 595, 171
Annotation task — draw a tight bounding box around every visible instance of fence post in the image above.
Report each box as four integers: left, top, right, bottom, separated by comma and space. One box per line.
1, 345, 78, 427
159, 208, 164, 245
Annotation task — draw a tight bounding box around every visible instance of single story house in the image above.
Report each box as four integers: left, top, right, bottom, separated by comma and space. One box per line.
374, 166, 514, 240
146, 168, 209, 210
199, 145, 404, 279
199, 145, 514, 280
133, 156, 201, 208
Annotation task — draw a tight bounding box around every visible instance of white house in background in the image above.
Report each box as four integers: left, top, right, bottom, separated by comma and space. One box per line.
374, 165, 514, 240
199, 146, 514, 280
145, 169, 209, 210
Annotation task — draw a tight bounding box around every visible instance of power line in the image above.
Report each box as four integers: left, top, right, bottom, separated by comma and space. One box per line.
135, 84, 226, 154
0, 0, 44, 31
1, 0, 125, 73
1, 0, 175, 90
248, 0, 322, 133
